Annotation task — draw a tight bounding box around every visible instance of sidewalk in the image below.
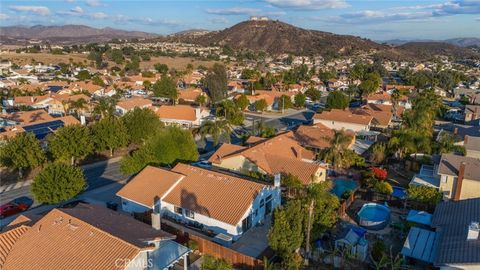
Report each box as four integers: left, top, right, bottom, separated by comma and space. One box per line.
0, 156, 123, 195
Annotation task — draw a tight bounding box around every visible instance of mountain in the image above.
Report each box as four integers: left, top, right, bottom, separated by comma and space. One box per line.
0, 25, 159, 44
167, 20, 385, 57
167, 20, 478, 60
445, 38, 480, 48
382, 37, 480, 48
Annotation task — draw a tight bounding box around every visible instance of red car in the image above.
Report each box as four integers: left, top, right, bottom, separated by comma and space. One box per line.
0, 197, 33, 219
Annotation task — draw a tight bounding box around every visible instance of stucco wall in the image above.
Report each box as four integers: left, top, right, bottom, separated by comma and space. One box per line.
313, 119, 370, 132
460, 178, 480, 200
121, 198, 152, 213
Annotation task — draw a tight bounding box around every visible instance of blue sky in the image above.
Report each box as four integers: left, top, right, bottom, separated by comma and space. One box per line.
1, 0, 479, 40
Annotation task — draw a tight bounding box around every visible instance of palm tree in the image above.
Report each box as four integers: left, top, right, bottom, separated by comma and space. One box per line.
391, 89, 400, 120
199, 120, 231, 146
320, 130, 353, 169
69, 98, 88, 117
93, 97, 116, 119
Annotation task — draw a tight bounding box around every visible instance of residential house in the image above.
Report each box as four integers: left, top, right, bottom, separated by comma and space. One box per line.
227, 81, 245, 94
366, 92, 412, 109
410, 153, 480, 200
464, 105, 480, 126
13, 94, 51, 109
117, 163, 281, 241
46, 94, 91, 116
314, 109, 373, 132
351, 104, 404, 130
464, 135, 480, 158
294, 123, 355, 152
178, 88, 207, 103
0, 109, 53, 128
208, 131, 326, 185
0, 204, 190, 270
401, 198, 480, 269
156, 105, 210, 128
115, 97, 153, 116
0, 115, 79, 140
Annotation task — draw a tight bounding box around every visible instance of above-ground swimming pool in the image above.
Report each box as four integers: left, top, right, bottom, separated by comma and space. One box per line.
331, 179, 359, 198
357, 203, 391, 230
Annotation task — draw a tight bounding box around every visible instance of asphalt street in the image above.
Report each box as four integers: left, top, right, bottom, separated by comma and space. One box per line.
0, 158, 130, 226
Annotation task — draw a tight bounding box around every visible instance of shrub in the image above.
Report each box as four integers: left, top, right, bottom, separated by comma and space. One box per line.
407, 185, 443, 205
370, 167, 388, 181
201, 255, 233, 270
371, 241, 386, 262
374, 181, 393, 195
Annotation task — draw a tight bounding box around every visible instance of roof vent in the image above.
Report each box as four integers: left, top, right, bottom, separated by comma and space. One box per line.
467, 222, 479, 241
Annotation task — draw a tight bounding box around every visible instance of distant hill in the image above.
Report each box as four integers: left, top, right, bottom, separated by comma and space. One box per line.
168, 20, 479, 60
382, 37, 480, 48
167, 20, 385, 57
0, 25, 159, 44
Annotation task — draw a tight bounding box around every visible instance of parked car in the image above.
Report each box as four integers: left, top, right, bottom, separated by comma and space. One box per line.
59, 199, 88, 209
0, 197, 33, 219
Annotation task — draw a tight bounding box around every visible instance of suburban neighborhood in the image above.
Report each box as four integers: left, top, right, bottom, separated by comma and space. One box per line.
1, 5, 480, 270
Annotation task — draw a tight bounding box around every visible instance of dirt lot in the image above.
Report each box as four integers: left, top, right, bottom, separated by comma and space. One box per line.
0, 52, 89, 66
0, 52, 220, 71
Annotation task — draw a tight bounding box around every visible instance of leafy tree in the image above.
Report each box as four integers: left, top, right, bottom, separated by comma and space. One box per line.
195, 94, 207, 106
31, 163, 86, 204
216, 100, 244, 125
254, 121, 276, 138
0, 133, 45, 177
326, 91, 349, 109
76, 70, 91, 80
433, 132, 465, 155
201, 255, 233, 270
122, 108, 163, 144
304, 87, 321, 101
268, 200, 304, 266
199, 120, 231, 146
294, 93, 306, 108
91, 75, 105, 86
235, 94, 249, 111
204, 63, 228, 103
47, 125, 93, 165
241, 68, 260, 80
91, 117, 129, 156
407, 185, 443, 205
120, 126, 198, 174
278, 95, 293, 111
254, 99, 268, 112
154, 63, 169, 74
153, 75, 178, 104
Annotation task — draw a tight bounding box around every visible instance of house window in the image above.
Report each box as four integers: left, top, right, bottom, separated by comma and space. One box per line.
260, 199, 265, 208
441, 175, 447, 183
174, 206, 183, 214
185, 209, 195, 219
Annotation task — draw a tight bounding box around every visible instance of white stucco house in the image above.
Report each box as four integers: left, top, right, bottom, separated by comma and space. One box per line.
313, 109, 373, 132
116, 163, 281, 242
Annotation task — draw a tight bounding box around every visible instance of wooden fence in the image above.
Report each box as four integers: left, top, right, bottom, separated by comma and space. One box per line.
189, 234, 264, 270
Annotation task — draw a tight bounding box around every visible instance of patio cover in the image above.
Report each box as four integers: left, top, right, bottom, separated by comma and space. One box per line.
149, 240, 191, 270
401, 227, 438, 263
407, 210, 432, 226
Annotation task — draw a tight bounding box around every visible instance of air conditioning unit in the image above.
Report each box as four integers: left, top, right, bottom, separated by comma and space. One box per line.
213, 233, 233, 247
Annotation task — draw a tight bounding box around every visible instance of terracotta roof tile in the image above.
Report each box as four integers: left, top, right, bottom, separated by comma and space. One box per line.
314, 109, 373, 126
117, 166, 184, 207
1, 109, 53, 124
2, 204, 173, 270
156, 105, 197, 121
0, 226, 29, 268
116, 97, 152, 111
167, 163, 268, 225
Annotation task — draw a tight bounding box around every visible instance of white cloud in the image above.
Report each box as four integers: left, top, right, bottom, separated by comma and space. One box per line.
85, 0, 101, 7
90, 12, 108, 19
210, 16, 229, 24
65, 0, 75, 2
0, 13, 10, 20
10, 5, 50, 16
265, 0, 349, 10
206, 7, 261, 15
71, 6, 84, 14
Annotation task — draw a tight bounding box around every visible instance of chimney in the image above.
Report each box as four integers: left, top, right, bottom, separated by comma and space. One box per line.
453, 162, 466, 201
151, 196, 161, 230
274, 173, 281, 188
467, 222, 480, 241
465, 135, 469, 144
454, 127, 458, 135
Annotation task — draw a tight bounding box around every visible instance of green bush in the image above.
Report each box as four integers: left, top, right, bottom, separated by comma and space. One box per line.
201, 255, 233, 270
407, 185, 443, 205
374, 181, 393, 195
